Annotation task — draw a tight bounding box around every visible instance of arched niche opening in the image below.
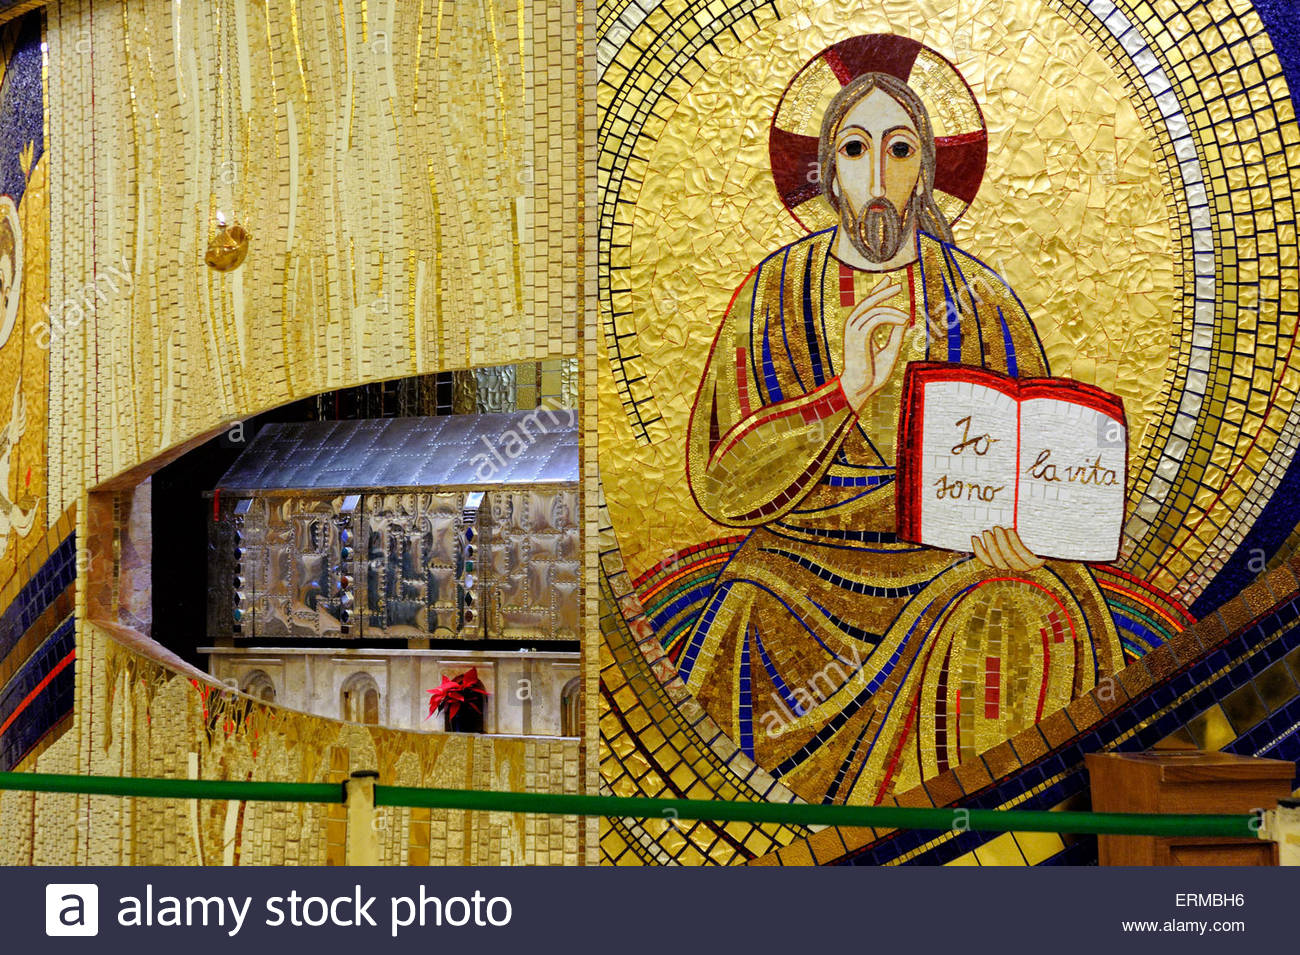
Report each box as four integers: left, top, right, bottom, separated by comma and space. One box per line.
340, 672, 382, 725
241, 669, 277, 703
560, 676, 582, 738
85, 360, 586, 736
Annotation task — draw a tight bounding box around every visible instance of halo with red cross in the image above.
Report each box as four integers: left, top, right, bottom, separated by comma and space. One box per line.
770, 34, 988, 233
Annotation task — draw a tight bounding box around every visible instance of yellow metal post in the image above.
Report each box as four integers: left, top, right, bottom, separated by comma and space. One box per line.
345, 770, 380, 865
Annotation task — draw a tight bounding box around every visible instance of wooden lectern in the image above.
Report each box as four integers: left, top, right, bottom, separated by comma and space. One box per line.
1086, 750, 1294, 866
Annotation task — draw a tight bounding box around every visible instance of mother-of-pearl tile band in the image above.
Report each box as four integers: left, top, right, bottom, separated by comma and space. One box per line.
1080, 0, 1217, 564
1082, 1, 1298, 603
597, 0, 659, 78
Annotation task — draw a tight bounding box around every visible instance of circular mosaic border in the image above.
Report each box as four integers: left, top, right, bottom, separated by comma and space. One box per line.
596, 0, 1300, 864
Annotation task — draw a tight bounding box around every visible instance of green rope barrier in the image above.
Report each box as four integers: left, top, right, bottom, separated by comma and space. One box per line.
372, 785, 1260, 839
0, 771, 1261, 839
0, 771, 343, 804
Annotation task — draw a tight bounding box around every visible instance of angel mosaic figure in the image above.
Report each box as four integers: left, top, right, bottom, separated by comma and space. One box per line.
0, 376, 36, 552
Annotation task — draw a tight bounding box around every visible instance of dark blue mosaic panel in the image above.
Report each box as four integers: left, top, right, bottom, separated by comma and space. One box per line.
0, 532, 75, 664
0, 616, 73, 771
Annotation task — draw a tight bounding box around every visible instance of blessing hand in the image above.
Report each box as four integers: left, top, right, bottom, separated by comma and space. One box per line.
970, 526, 1045, 572
840, 277, 910, 413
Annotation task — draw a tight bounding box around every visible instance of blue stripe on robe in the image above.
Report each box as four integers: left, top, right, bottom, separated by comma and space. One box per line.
998, 306, 1018, 377
802, 244, 827, 385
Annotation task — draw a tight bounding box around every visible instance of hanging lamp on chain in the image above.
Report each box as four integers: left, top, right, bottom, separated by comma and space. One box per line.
205, 0, 250, 272
205, 210, 249, 273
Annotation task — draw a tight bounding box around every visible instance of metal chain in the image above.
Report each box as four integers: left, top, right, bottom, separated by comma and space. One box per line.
209, 0, 238, 226
209, 0, 222, 222
226, 0, 236, 220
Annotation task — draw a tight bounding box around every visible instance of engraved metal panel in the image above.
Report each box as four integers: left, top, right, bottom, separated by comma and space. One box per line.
485, 488, 580, 641
209, 494, 362, 639
208, 410, 578, 643
211, 488, 579, 642
361, 492, 468, 638
249, 495, 360, 639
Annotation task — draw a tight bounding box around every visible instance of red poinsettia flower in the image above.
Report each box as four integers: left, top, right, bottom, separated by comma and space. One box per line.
427, 667, 489, 721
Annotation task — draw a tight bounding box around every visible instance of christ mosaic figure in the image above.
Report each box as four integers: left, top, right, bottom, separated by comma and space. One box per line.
681, 45, 1123, 805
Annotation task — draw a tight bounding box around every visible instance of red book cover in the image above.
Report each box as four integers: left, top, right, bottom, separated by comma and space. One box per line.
895, 363, 1127, 563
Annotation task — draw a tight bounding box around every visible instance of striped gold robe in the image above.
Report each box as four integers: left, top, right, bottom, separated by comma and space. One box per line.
682, 227, 1122, 806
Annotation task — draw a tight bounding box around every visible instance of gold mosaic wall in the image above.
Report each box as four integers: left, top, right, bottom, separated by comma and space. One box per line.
0, 635, 584, 865
44, 0, 584, 510
0, 0, 597, 866
3, 0, 1296, 870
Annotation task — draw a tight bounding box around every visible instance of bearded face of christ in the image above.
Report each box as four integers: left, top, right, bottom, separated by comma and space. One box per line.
819, 73, 954, 264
